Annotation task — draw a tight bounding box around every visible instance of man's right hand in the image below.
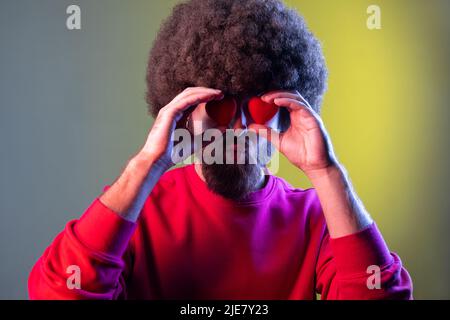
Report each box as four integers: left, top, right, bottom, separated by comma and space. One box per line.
99, 87, 223, 222
140, 87, 223, 170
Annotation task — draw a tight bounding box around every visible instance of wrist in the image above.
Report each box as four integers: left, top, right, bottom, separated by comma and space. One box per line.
130, 150, 170, 177
304, 163, 373, 237
101, 151, 167, 222
304, 162, 343, 183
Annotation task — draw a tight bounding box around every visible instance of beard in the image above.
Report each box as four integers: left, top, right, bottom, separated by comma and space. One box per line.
202, 162, 262, 201
200, 131, 274, 201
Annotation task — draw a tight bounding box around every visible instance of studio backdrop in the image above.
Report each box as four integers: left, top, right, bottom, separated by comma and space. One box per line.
0, 0, 449, 299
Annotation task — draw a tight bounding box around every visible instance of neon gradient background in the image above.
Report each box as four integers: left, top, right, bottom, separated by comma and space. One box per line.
0, 0, 449, 299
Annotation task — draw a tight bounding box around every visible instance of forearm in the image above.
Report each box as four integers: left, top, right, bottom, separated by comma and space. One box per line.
306, 163, 373, 239
99, 151, 168, 222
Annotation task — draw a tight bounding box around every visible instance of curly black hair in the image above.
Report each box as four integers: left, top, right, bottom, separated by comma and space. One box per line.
146, 0, 327, 131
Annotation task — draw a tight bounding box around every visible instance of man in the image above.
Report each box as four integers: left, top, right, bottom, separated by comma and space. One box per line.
29, 0, 412, 299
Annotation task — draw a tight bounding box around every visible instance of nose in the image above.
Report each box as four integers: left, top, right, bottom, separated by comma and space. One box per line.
230, 105, 248, 130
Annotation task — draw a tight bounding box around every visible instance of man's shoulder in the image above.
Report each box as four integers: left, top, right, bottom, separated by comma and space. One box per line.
160, 164, 188, 181
101, 165, 188, 197
271, 174, 323, 215
138, 165, 192, 218
272, 174, 318, 198
152, 165, 190, 193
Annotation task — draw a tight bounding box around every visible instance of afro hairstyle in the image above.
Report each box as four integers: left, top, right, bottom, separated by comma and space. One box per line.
146, 0, 327, 131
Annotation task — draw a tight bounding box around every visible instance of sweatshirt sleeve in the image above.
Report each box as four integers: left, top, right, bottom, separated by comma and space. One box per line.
315, 222, 413, 300
28, 198, 137, 300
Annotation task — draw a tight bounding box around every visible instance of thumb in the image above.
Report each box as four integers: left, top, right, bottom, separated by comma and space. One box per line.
248, 123, 282, 150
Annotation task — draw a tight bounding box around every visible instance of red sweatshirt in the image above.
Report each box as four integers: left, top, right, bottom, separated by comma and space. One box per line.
29, 164, 412, 299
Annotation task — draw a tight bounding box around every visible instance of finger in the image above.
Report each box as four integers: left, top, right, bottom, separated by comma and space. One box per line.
273, 98, 326, 130
272, 97, 311, 112
175, 91, 225, 128
174, 91, 224, 115
273, 97, 320, 119
248, 123, 283, 150
168, 91, 224, 121
171, 87, 222, 104
261, 91, 299, 103
262, 90, 314, 110
293, 91, 314, 110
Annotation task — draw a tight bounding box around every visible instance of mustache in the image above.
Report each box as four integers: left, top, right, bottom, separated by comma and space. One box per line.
171, 127, 274, 166
199, 129, 252, 148
198, 130, 260, 165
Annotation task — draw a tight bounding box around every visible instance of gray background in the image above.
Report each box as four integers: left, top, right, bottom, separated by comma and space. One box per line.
1, 0, 449, 299
0, 0, 180, 299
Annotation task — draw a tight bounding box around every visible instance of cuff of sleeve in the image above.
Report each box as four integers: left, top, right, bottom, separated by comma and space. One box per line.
74, 198, 137, 257
329, 222, 393, 276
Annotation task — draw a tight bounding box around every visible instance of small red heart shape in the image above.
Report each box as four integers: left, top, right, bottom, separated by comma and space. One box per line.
248, 97, 279, 124
205, 96, 237, 126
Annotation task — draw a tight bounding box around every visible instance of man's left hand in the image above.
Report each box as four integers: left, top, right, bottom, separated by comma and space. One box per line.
249, 90, 337, 178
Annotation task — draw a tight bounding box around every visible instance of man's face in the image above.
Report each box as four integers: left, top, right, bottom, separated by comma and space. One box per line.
189, 94, 281, 200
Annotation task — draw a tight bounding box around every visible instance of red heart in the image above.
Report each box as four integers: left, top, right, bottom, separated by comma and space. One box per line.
205, 96, 237, 126
248, 97, 279, 124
